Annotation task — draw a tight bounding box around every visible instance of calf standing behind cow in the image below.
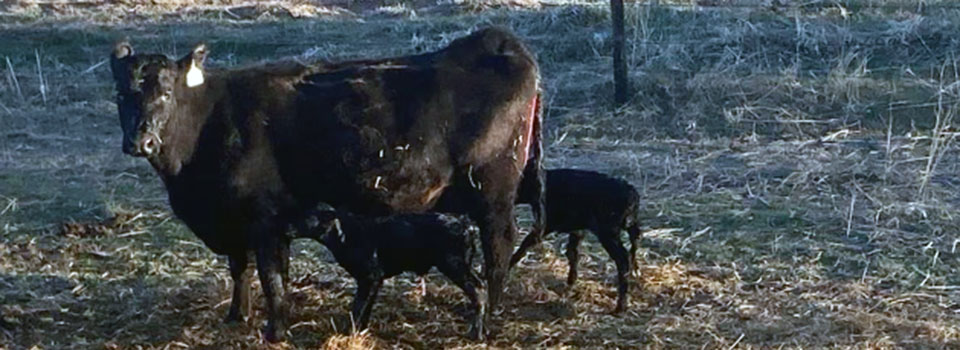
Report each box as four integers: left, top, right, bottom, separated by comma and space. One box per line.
512, 169, 642, 312
109, 27, 543, 342
297, 210, 486, 340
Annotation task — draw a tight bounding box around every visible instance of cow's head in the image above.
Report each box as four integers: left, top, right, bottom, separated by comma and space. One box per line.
109, 41, 208, 157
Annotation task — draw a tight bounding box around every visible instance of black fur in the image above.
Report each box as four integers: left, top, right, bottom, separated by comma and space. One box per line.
512, 169, 642, 313
299, 210, 486, 340
109, 27, 542, 341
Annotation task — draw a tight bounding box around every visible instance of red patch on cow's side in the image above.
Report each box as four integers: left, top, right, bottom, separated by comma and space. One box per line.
518, 94, 539, 164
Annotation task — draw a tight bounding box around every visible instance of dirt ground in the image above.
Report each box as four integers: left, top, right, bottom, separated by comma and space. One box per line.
2, 1, 960, 349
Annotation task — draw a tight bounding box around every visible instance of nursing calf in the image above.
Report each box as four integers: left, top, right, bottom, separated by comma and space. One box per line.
298, 210, 486, 340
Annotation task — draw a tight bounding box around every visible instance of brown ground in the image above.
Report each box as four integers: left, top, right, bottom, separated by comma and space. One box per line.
2, 1, 960, 349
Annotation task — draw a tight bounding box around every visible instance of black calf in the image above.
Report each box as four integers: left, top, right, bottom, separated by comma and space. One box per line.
512, 169, 642, 312
299, 210, 486, 340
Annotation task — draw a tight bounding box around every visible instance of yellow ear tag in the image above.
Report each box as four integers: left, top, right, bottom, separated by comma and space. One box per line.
186, 61, 204, 88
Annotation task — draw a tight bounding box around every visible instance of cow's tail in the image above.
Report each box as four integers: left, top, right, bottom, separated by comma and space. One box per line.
518, 92, 545, 257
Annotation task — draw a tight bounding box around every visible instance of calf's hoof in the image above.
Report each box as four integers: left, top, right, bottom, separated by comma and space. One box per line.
613, 300, 627, 314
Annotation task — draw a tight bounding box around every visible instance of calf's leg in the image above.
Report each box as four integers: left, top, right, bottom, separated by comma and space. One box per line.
224, 251, 254, 323
438, 258, 487, 341
277, 239, 291, 290
509, 228, 545, 267
627, 224, 642, 276
565, 232, 583, 286
352, 278, 382, 331
596, 228, 631, 313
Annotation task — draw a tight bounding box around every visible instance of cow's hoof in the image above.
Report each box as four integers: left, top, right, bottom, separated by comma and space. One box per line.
262, 322, 286, 343
467, 325, 485, 342
223, 311, 246, 324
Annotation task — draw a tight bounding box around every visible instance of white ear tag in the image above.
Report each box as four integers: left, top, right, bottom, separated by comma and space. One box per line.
185, 61, 204, 88
333, 219, 345, 243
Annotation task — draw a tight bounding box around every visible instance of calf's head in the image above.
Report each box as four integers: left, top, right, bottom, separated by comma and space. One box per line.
300, 210, 348, 250
109, 42, 208, 157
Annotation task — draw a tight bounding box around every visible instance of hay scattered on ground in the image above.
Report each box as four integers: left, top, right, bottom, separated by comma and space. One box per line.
2, 1, 960, 349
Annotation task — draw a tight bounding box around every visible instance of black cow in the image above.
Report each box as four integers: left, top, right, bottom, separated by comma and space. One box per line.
510, 169, 641, 312
298, 210, 485, 340
109, 27, 543, 342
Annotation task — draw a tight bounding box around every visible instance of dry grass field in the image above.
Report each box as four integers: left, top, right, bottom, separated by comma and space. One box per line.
3, 0, 960, 349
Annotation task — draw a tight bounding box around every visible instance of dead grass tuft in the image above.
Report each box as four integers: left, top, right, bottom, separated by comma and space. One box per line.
322, 330, 378, 350
3, 1, 960, 349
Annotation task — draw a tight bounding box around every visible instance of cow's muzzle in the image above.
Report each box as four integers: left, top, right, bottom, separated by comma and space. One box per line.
127, 134, 160, 157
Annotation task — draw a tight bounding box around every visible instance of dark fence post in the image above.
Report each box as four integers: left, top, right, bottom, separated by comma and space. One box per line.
611, 0, 628, 106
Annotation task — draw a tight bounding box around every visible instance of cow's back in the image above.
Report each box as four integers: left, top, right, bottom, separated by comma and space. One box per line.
271, 27, 540, 215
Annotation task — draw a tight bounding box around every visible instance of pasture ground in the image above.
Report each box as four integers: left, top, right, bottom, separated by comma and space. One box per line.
2, 1, 960, 348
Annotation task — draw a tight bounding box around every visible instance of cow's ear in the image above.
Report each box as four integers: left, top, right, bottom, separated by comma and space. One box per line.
110, 41, 134, 84
188, 43, 208, 68
112, 41, 133, 60
180, 44, 208, 88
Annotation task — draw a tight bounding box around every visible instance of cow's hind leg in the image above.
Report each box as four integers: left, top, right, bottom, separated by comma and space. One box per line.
596, 227, 631, 313
224, 251, 254, 323
437, 163, 520, 310
472, 161, 525, 310
475, 196, 518, 311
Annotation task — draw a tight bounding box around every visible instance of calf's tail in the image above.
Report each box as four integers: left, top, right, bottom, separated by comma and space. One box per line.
626, 199, 642, 275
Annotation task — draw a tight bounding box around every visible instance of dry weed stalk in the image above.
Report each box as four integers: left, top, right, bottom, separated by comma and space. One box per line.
4, 57, 23, 102
33, 49, 46, 105
917, 57, 960, 199
2, 2, 960, 349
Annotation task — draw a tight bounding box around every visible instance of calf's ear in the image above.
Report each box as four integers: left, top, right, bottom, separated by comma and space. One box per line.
179, 44, 208, 88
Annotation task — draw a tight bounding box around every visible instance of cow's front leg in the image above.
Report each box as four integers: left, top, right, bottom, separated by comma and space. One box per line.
224, 251, 254, 323
255, 228, 288, 342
